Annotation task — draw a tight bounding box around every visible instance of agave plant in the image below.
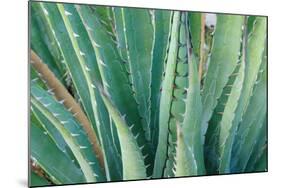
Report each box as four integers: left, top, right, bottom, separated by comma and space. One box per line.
29, 1, 267, 187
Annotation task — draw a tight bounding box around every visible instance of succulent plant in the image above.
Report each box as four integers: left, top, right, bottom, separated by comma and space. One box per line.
30, 1, 267, 187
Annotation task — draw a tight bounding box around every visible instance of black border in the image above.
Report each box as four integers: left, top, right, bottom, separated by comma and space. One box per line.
28, 0, 269, 187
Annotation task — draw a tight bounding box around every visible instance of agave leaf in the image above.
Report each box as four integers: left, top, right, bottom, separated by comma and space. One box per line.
235, 110, 266, 172
99, 86, 147, 180
92, 91, 123, 180
30, 171, 51, 187
76, 4, 154, 176
121, 8, 154, 140
234, 17, 267, 119
31, 50, 106, 169
188, 13, 205, 81
246, 16, 257, 34
204, 17, 251, 174
56, 3, 100, 120
31, 108, 78, 168
174, 124, 197, 176
59, 4, 122, 178
94, 6, 115, 37
32, 3, 103, 149
112, 7, 128, 62
204, 60, 243, 174
178, 14, 206, 175
231, 17, 267, 171
163, 12, 190, 178
58, 4, 102, 82
253, 147, 267, 171
245, 116, 267, 172
31, 84, 105, 182
231, 59, 267, 172
56, 4, 122, 180
30, 65, 47, 90
153, 11, 181, 178
188, 12, 203, 60
32, 104, 69, 152
35, 4, 123, 179
232, 17, 267, 129
31, 3, 67, 84
32, 99, 81, 169
201, 15, 244, 142
217, 51, 245, 173
212, 18, 247, 173
31, 122, 85, 184
202, 24, 215, 81
181, 54, 205, 175
167, 49, 202, 177
150, 10, 172, 150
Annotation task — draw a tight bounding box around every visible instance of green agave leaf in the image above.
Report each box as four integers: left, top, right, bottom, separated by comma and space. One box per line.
32, 3, 102, 145
188, 12, 206, 82
30, 66, 47, 90
31, 49, 108, 172
32, 103, 69, 153
163, 12, 190, 178
178, 12, 205, 175
112, 7, 128, 62
57, 4, 122, 181
56, 3, 101, 131
31, 84, 105, 182
94, 6, 115, 34
92, 91, 123, 181
231, 17, 267, 171
201, 15, 244, 143
245, 116, 267, 172
58, 4, 102, 82
204, 60, 243, 174
30, 171, 51, 187
35, 2, 109, 170
76, 4, 154, 176
203, 119, 220, 173
181, 40, 205, 175
150, 10, 172, 151
246, 16, 257, 35
217, 52, 245, 173
31, 3, 68, 85
99, 86, 147, 180
233, 17, 267, 128
203, 17, 254, 174
32, 98, 80, 169
235, 110, 267, 172
35, 4, 123, 177
121, 8, 154, 140
202, 25, 215, 81
32, 108, 78, 171
153, 11, 181, 178
231, 60, 267, 172
188, 12, 203, 59
174, 124, 197, 176
214, 18, 248, 173
174, 13, 206, 175
31, 122, 85, 184
253, 147, 267, 172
